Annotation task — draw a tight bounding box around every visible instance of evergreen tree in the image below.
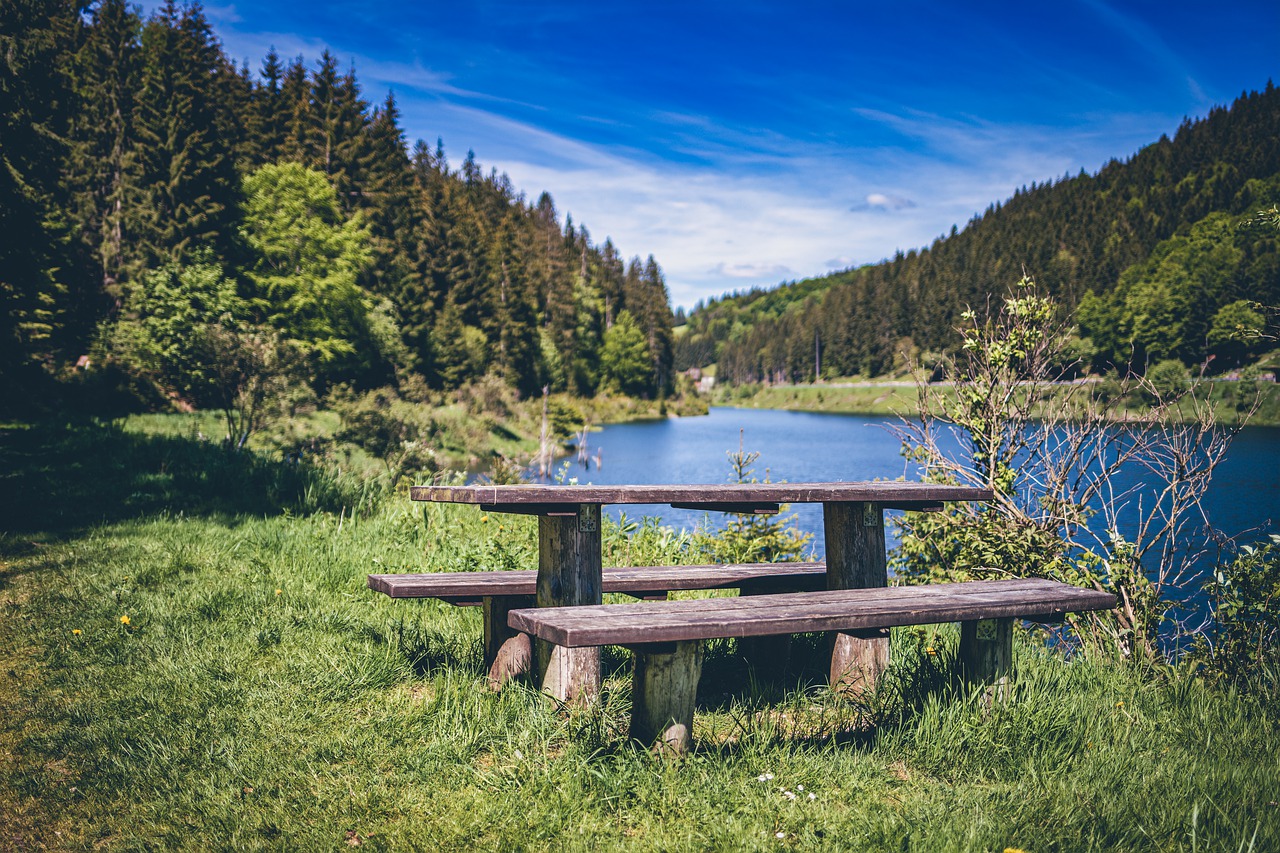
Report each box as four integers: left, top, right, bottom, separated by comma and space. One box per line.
128, 1, 240, 272
240, 162, 375, 381
65, 0, 141, 302
0, 0, 80, 377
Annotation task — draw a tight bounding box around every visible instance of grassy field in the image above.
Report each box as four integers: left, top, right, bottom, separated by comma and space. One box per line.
2, 419, 1278, 850
711, 379, 1280, 425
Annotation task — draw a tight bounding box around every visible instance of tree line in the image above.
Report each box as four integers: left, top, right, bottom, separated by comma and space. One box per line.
1, 0, 676, 414
678, 85, 1280, 384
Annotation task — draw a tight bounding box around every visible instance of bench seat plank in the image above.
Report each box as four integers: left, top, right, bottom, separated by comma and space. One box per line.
368, 562, 827, 601
508, 578, 1116, 647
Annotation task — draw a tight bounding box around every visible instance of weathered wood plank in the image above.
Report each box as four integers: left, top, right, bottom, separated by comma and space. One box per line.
508, 580, 1116, 648
367, 562, 828, 600
411, 482, 993, 507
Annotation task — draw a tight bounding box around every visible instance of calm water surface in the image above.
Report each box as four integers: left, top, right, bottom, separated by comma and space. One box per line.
562, 407, 1280, 570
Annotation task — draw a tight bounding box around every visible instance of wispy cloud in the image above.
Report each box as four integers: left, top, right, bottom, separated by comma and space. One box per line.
711, 262, 794, 280
852, 193, 917, 212
1079, 0, 1210, 104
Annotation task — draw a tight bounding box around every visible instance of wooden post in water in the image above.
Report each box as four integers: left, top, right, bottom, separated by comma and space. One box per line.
632, 641, 703, 755
823, 501, 890, 693
536, 505, 603, 702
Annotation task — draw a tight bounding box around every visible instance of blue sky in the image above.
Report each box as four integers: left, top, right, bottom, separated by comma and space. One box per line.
191, 0, 1276, 309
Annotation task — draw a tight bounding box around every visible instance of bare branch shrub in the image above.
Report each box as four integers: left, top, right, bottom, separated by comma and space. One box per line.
892, 276, 1256, 661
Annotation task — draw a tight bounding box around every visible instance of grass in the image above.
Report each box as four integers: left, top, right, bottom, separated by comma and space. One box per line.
2, 420, 1278, 850
712, 378, 1280, 425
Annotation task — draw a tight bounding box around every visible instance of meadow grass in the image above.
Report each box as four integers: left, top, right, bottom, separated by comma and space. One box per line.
2, 421, 1277, 850
713, 379, 1280, 425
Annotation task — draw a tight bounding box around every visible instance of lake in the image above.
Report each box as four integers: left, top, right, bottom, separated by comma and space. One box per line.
556, 407, 1280, 573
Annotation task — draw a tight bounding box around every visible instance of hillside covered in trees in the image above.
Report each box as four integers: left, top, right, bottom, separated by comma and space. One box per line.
1, 0, 675, 415
678, 85, 1280, 384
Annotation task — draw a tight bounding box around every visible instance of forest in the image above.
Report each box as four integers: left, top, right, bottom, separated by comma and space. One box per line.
1, 0, 677, 418
678, 85, 1280, 385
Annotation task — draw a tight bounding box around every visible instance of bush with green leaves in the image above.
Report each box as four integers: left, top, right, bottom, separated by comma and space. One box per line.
893, 276, 1242, 662
1142, 358, 1191, 404
1191, 534, 1280, 683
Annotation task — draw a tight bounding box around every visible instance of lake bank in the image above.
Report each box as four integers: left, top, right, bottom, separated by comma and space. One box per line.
708, 379, 1280, 425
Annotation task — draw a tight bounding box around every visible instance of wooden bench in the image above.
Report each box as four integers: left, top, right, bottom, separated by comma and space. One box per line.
368, 562, 826, 683
508, 578, 1116, 753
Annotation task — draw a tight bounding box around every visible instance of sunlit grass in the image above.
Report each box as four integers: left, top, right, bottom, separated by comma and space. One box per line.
1, 422, 1277, 850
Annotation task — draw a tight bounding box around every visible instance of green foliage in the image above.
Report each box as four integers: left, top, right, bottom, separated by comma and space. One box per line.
693, 432, 812, 564
107, 253, 245, 405
241, 162, 378, 378
1142, 359, 1190, 403
694, 90, 1280, 384
0, 0, 79, 375
894, 278, 1239, 663
1191, 534, 1280, 683
1207, 299, 1267, 367
334, 387, 438, 483
599, 310, 654, 397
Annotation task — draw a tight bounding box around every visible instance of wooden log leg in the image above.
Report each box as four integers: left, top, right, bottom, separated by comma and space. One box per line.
823, 501, 889, 694
536, 506, 603, 704
959, 618, 1013, 703
484, 595, 535, 689
631, 641, 703, 756
829, 629, 890, 694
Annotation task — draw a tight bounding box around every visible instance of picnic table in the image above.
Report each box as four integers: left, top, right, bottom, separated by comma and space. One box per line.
410, 481, 994, 701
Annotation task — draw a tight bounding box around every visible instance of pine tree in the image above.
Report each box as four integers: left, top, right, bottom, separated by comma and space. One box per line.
0, 0, 81, 377
65, 0, 141, 302
128, 1, 240, 272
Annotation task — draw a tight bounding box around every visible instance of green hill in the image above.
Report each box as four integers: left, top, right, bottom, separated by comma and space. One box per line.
678, 85, 1280, 383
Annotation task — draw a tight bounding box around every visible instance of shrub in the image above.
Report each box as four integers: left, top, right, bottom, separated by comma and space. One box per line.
1191, 534, 1280, 683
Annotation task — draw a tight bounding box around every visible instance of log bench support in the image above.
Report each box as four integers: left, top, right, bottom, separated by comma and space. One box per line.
537, 506, 603, 704
959, 617, 1013, 702
483, 595, 535, 688
630, 641, 704, 755
824, 501, 889, 694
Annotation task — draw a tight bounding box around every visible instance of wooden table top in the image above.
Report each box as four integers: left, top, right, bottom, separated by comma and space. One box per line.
410, 481, 993, 510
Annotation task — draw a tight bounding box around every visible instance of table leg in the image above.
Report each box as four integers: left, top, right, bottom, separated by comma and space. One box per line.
823, 501, 890, 694
536, 504, 603, 703
483, 594, 534, 689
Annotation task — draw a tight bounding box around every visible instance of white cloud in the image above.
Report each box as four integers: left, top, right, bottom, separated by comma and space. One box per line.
854, 193, 917, 212
711, 262, 794, 280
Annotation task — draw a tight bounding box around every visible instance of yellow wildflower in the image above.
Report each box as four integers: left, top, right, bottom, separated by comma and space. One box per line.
275, 589, 282, 596
925, 647, 937, 656
120, 615, 131, 625
481, 515, 489, 523
72, 629, 82, 636
1004, 848, 1028, 853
